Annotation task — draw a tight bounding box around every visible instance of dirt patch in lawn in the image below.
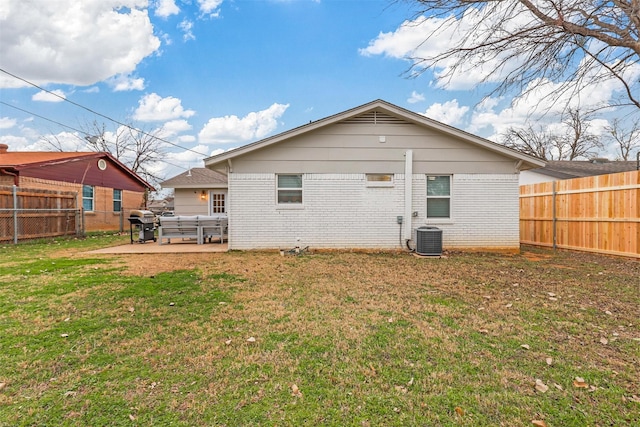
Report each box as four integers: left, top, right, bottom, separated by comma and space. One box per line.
522, 251, 553, 262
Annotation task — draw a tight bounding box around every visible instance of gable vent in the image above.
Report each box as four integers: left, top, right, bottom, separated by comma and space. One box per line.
341, 111, 407, 125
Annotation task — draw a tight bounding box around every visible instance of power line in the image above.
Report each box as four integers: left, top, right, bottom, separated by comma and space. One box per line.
0, 100, 198, 171
1, 100, 87, 137
0, 67, 208, 157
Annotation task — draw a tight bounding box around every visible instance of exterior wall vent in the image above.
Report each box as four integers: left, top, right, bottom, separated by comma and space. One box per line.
415, 226, 443, 256
341, 111, 406, 125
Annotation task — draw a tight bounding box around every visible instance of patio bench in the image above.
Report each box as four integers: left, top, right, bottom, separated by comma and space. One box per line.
158, 215, 201, 245
198, 216, 228, 244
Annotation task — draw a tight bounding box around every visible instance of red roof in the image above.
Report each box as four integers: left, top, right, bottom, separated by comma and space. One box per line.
0, 148, 154, 191
0, 151, 98, 168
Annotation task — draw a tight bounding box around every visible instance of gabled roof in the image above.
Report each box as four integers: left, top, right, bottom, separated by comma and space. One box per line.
0, 151, 98, 167
0, 145, 154, 190
204, 99, 546, 170
161, 167, 227, 189
532, 160, 639, 179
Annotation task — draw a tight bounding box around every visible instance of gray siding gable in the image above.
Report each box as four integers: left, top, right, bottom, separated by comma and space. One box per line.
204, 100, 545, 174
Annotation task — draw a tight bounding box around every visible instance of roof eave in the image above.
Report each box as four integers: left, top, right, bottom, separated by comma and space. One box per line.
204, 99, 547, 170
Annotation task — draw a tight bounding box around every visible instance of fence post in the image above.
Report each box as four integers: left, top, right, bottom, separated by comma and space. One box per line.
81, 208, 86, 236
12, 185, 18, 244
552, 180, 557, 251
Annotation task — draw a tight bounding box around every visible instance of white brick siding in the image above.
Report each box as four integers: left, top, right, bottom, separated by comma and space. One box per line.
411, 174, 520, 248
228, 173, 520, 250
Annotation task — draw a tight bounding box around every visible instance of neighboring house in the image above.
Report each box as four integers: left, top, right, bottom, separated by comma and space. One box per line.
147, 196, 175, 215
520, 159, 639, 185
160, 168, 228, 216
0, 144, 153, 231
200, 99, 544, 251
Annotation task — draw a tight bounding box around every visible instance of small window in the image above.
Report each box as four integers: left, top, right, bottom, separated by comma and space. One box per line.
113, 189, 122, 212
366, 174, 394, 187
82, 185, 94, 212
426, 175, 450, 218
277, 174, 302, 204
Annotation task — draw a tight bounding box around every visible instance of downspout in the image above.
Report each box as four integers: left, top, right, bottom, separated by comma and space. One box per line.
0, 168, 19, 186
404, 150, 413, 247
227, 158, 233, 251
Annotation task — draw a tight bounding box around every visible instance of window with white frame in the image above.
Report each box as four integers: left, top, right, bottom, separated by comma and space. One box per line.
82, 185, 94, 212
426, 175, 451, 218
366, 174, 394, 187
277, 174, 302, 204
113, 189, 122, 212
211, 192, 226, 213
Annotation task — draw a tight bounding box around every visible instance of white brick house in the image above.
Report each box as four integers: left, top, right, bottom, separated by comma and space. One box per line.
203, 100, 544, 251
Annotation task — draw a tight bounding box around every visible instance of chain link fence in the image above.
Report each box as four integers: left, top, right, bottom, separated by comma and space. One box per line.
0, 185, 82, 244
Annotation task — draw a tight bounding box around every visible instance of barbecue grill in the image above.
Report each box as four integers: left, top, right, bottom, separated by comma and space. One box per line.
127, 209, 157, 244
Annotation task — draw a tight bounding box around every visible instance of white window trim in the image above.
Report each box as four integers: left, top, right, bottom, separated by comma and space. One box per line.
210, 191, 227, 215
275, 174, 304, 209
82, 185, 94, 212
365, 173, 394, 187
113, 189, 122, 212
426, 175, 452, 221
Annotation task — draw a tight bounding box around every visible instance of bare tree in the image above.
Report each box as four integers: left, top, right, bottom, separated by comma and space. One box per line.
559, 108, 603, 160
501, 125, 557, 160
81, 121, 166, 186
405, 1, 640, 111
604, 117, 640, 160
501, 108, 602, 160
41, 120, 166, 187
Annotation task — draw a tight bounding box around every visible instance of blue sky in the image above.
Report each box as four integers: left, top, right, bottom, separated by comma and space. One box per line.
1, 0, 637, 187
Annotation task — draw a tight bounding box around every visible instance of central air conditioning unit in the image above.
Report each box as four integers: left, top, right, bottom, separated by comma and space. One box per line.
415, 226, 443, 256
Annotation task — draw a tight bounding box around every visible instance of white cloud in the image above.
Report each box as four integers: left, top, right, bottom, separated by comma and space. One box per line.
179, 19, 195, 41
108, 74, 146, 92
423, 100, 469, 126
197, 0, 223, 17
467, 66, 637, 140
0, 117, 17, 129
158, 119, 193, 137
198, 103, 289, 144
0, 0, 161, 88
83, 86, 100, 94
155, 0, 179, 18
133, 93, 196, 122
177, 135, 196, 144
0, 134, 29, 149
360, 6, 532, 90
32, 89, 66, 102
407, 91, 425, 104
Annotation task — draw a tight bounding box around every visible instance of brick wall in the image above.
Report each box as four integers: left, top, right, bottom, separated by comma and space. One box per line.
17, 177, 146, 231
228, 173, 520, 250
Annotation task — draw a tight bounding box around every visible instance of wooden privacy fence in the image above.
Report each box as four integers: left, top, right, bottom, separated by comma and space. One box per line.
520, 170, 639, 258
0, 185, 81, 243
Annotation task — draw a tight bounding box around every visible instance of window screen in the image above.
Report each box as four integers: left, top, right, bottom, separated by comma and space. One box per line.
426, 176, 450, 218
277, 174, 302, 204
113, 189, 122, 212
82, 185, 94, 212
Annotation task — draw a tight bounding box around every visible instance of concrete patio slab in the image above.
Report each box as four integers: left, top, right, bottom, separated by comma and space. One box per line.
88, 240, 228, 254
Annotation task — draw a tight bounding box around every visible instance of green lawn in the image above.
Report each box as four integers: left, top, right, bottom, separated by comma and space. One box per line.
0, 236, 638, 426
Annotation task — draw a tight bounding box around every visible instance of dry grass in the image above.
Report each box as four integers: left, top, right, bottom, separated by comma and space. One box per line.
1, 240, 638, 426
